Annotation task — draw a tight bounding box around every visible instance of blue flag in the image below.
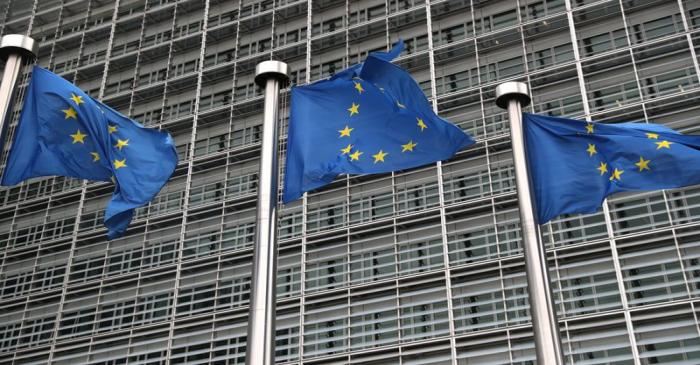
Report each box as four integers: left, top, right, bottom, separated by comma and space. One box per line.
284, 41, 474, 203
2, 66, 178, 239
524, 113, 700, 223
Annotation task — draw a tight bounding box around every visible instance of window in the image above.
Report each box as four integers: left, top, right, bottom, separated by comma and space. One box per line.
554, 246, 622, 316
442, 155, 492, 205
632, 307, 700, 363
278, 206, 303, 240
277, 251, 302, 298
276, 304, 301, 362
632, 15, 683, 43
349, 287, 399, 349
399, 280, 450, 342
304, 296, 348, 357
307, 194, 346, 233
565, 316, 634, 363
306, 239, 347, 292
619, 235, 688, 307
609, 192, 669, 236
447, 214, 500, 266
216, 258, 252, 310
349, 230, 396, 284
541, 212, 607, 249
452, 269, 506, 333
521, 0, 566, 21
397, 226, 444, 276
176, 264, 218, 316
349, 191, 393, 224
580, 29, 627, 57
395, 171, 440, 215
474, 8, 518, 34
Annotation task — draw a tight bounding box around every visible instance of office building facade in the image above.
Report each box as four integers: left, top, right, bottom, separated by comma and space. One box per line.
1, 0, 700, 363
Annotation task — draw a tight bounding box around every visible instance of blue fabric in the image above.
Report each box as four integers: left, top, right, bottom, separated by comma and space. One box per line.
523, 113, 700, 223
2, 66, 178, 239
284, 41, 474, 203
329, 39, 407, 81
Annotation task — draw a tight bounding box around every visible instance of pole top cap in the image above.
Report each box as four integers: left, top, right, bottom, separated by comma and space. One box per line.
495, 82, 531, 109
0, 34, 38, 61
255, 60, 289, 88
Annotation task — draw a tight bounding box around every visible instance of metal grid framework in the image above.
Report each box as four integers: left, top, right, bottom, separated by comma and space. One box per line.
0, 0, 700, 364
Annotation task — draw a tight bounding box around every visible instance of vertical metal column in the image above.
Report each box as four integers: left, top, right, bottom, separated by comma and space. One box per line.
246, 60, 289, 365
495, 82, 565, 365
0, 34, 37, 161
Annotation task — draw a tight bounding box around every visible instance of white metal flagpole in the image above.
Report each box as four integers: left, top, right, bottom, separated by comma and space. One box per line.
245, 60, 289, 365
0, 34, 37, 163
495, 82, 565, 365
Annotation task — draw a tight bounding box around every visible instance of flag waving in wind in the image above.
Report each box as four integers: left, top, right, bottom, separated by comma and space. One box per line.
284, 41, 474, 203
2, 66, 178, 239
524, 113, 700, 223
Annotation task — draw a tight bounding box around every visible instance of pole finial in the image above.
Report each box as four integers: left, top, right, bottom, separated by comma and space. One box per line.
495, 81, 531, 109
0, 34, 38, 61
255, 60, 289, 88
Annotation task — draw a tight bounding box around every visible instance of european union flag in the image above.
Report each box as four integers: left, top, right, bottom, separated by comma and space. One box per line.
524, 113, 700, 223
284, 41, 474, 203
2, 66, 178, 239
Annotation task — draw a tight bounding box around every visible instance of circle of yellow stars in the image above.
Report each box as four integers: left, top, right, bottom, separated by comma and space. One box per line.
63, 91, 129, 173
584, 123, 670, 183
338, 78, 429, 164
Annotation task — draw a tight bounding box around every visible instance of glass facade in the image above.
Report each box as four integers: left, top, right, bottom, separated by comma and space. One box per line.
1, 0, 700, 363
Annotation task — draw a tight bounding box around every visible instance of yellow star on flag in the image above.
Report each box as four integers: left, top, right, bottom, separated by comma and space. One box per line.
417, 118, 427, 131
597, 162, 608, 175
354, 81, 364, 94
609, 168, 623, 181
90, 152, 100, 162
349, 150, 363, 161
348, 103, 360, 116
586, 143, 597, 157
70, 129, 87, 144
655, 140, 672, 149
341, 144, 353, 155
108, 124, 118, 134
62, 107, 77, 120
646, 133, 659, 139
338, 125, 353, 138
70, 93, 84, 105
114, 159, 127, 169
115, 138, 129, 150
585, 123, 594, 134
635, 156, 650, 171
372, 150, 388, 163
402, 140, 417, 152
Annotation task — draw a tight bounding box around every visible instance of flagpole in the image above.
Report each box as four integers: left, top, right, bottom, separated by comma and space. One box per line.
246, 60, 289, 365
0, 35, 37, 161
495, 82, 565, 365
